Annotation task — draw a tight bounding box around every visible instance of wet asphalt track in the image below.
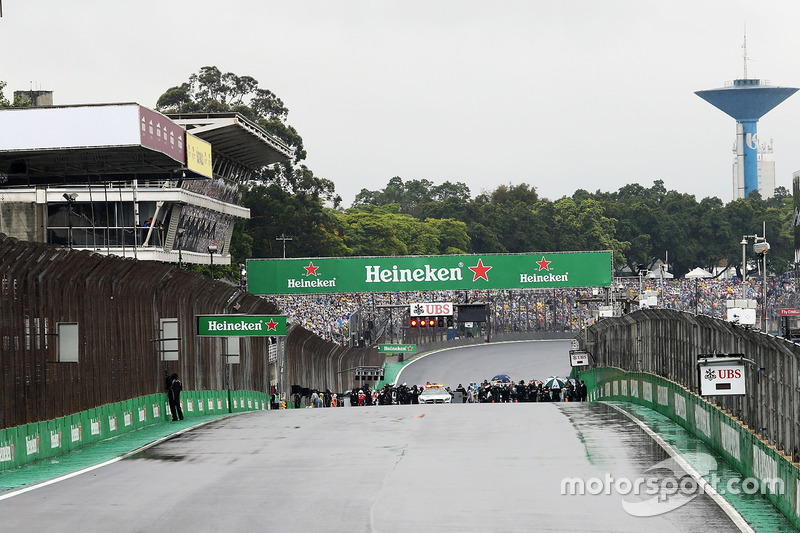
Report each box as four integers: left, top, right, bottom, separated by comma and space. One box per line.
0, 341, 754, 532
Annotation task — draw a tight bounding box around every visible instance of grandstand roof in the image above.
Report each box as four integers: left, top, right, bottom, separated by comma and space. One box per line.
0, 103, 191, 186
0, 105, 294, 188
167, 112, 294, 170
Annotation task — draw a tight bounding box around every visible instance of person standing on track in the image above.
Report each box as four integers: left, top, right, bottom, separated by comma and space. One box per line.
167, 373, 184, 421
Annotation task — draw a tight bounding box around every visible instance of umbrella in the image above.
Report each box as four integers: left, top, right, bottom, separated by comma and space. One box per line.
491, 374, 511, 384
544, 376, 567, 389
685, 267, 714, 279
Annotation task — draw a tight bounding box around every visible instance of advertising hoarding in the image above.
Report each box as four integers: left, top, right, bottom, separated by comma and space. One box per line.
569, 350, 590, 367
138, 106, 185, 162
0, 104, 141, 151
700, 363, 746, 396
409, 302, 453, 316
186, 133, 213, 178
196, 315, 287, 337
379, 344, 417, 354
247, 251, 612, 295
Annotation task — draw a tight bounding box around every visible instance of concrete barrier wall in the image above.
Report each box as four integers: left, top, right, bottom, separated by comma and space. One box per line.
584, 367, 800, 529
0, 390, 269, 472
284, 326, 382, 394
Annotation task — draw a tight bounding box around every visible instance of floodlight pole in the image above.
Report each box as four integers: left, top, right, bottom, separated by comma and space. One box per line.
276, 233, 293, 259
741, 236, 748, 289
759, 222, 768, 333
743, 225, 769, 332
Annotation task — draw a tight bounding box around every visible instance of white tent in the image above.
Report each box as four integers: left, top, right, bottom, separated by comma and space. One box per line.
685, 267, 714, 279
645, 269, 674, 279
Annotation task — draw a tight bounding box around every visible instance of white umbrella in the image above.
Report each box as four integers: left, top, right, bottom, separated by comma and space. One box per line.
685, 267, 714, 279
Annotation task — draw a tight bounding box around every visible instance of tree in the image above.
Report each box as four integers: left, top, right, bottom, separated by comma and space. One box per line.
335, 205, 470, 256
490, 183, 538, 206
0, 81, 9, 107
352, 176, 472, 218
156, 66, 303, 162
0, 81, 33, 108
155, 68, 341, 270
243, 183, 349, 259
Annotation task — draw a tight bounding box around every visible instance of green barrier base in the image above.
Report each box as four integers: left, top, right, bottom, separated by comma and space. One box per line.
0, 390, 268, 473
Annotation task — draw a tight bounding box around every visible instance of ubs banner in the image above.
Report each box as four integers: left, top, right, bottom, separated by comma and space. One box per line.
247, 251, 612, 295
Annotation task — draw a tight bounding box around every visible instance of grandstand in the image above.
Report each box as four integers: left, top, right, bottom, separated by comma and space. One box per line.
0, 103, 292, 266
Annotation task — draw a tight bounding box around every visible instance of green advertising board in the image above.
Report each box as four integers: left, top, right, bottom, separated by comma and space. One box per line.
196, 315, 287, 336
379, 344, 417, 354
246, 251, 612, 295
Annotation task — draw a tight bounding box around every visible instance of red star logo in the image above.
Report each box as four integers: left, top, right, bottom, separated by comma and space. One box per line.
536, 256, 551, 271
304, 261, 319, 276
266, 318, 278, 331
468, 259, 493, 282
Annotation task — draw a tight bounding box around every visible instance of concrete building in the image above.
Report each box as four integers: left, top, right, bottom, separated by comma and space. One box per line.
732, 138, 776, 200
13, 89, 54, 106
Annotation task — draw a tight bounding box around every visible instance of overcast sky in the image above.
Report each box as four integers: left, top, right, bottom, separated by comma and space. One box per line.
4, 1, 800, 207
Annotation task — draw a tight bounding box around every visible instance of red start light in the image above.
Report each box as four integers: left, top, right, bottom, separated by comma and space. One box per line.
410, 318, 419, 327
427, 318, 435, 327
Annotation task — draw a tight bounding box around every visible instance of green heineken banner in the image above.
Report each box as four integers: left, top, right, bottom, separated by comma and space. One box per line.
379, 344, 417, 354
247, 251, 612, 295
196, 315, 287, 337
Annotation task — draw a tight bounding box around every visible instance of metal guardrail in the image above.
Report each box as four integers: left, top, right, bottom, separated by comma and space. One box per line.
582, 308, 800, 462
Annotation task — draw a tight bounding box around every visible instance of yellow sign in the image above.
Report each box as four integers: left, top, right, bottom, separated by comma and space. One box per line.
186, 133, 213, 178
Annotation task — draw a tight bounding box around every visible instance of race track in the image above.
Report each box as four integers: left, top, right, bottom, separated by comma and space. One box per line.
0, 341, 778, 532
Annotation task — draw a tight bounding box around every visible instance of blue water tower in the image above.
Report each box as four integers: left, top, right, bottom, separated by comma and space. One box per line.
696, 78, 797, 198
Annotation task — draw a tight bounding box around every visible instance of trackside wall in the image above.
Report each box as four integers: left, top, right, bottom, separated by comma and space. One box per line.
581, 308, 800, 463
0, 233, 382, 429
583, 367, 800, 528
0, 390, 269, 472
283, 327, 382, 396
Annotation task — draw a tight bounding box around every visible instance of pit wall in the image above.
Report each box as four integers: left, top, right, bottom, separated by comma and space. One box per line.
0, 390, 268, 472
582, 367, 800, 529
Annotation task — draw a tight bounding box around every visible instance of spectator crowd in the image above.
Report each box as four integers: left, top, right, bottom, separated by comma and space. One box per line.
268, 276, 800, 346
294, 378, 589, 408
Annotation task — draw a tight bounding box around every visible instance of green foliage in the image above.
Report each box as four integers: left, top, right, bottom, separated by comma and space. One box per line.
0, 81, 9, 107
353, 176, 472, 218
346, 176, 797, 277
155, 66, 303, 163
335, 206, 470, 257
0, 81, 33, 108
243, 183, 349, 259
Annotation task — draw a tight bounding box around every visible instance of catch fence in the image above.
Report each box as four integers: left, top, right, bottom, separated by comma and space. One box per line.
583, 308, 800, 462
0, 233, 379, 429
